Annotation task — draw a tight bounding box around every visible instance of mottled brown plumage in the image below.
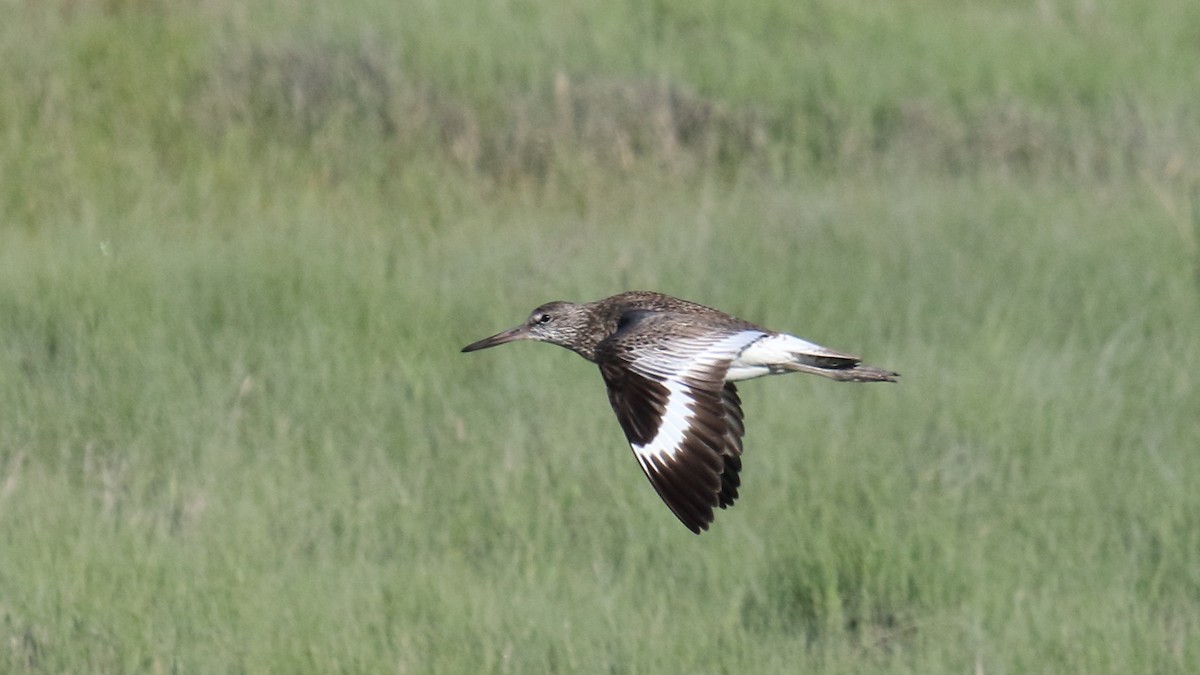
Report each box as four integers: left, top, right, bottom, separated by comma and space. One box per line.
462, 291, 898, 533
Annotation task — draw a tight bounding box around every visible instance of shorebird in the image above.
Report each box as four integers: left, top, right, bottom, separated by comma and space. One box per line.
462, 291, 898, 534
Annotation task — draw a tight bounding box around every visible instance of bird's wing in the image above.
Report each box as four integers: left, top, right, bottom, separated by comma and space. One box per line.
595, 311, 765, 533
716, 382, 745, 509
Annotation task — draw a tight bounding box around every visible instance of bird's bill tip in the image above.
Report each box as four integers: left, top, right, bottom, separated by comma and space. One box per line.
461, 326, 526, 352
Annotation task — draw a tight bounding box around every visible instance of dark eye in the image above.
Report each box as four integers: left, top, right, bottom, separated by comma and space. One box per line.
536, 313, 552, 324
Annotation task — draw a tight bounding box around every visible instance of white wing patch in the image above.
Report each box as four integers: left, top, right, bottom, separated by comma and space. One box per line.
631, 377, 697, 465
630, 330, 764, 465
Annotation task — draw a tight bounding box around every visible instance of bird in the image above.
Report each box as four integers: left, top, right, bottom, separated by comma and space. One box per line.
461, 291, 898, 534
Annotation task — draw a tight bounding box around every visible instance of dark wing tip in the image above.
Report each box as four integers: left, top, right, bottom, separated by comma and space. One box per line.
715, 383, 746, 510
717, 454, 742, 509
640, 449, 722, 534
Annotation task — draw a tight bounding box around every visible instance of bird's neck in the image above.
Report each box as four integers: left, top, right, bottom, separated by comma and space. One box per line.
560, 299, 626, 363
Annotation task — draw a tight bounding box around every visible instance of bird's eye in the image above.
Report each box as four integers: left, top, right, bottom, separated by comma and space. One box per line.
536, 313, 552, 324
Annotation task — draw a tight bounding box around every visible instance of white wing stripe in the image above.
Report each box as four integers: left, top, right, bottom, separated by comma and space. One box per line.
630, 330, 764, 463
632, 377, 695, 462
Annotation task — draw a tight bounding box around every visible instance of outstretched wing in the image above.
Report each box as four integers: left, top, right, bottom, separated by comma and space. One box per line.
595, 311, 764, 533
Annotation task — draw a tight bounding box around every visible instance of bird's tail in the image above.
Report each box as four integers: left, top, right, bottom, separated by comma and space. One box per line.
774, 335, 899, 383
733, 333, 899, 383
786, 359, 900, 382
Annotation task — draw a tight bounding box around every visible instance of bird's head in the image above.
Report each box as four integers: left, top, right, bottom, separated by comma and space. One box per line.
462, 301, 594, 356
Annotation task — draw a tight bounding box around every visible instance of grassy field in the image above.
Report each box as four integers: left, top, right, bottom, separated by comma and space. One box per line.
3, 0, 1200, 672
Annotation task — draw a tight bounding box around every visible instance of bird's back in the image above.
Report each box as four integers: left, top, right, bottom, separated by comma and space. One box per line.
592, 291, 760, 333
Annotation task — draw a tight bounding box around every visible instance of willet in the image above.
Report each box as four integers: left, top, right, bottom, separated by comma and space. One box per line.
462, 291, 898, 534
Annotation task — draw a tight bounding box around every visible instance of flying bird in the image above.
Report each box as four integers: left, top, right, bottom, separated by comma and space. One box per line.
461, 291, 898, 533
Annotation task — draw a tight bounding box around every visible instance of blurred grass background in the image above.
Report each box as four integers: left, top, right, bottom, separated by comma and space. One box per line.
2, 0, 1200, 672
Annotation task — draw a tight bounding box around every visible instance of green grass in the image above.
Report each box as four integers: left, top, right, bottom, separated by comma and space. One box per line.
3, 1, 1200, 672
